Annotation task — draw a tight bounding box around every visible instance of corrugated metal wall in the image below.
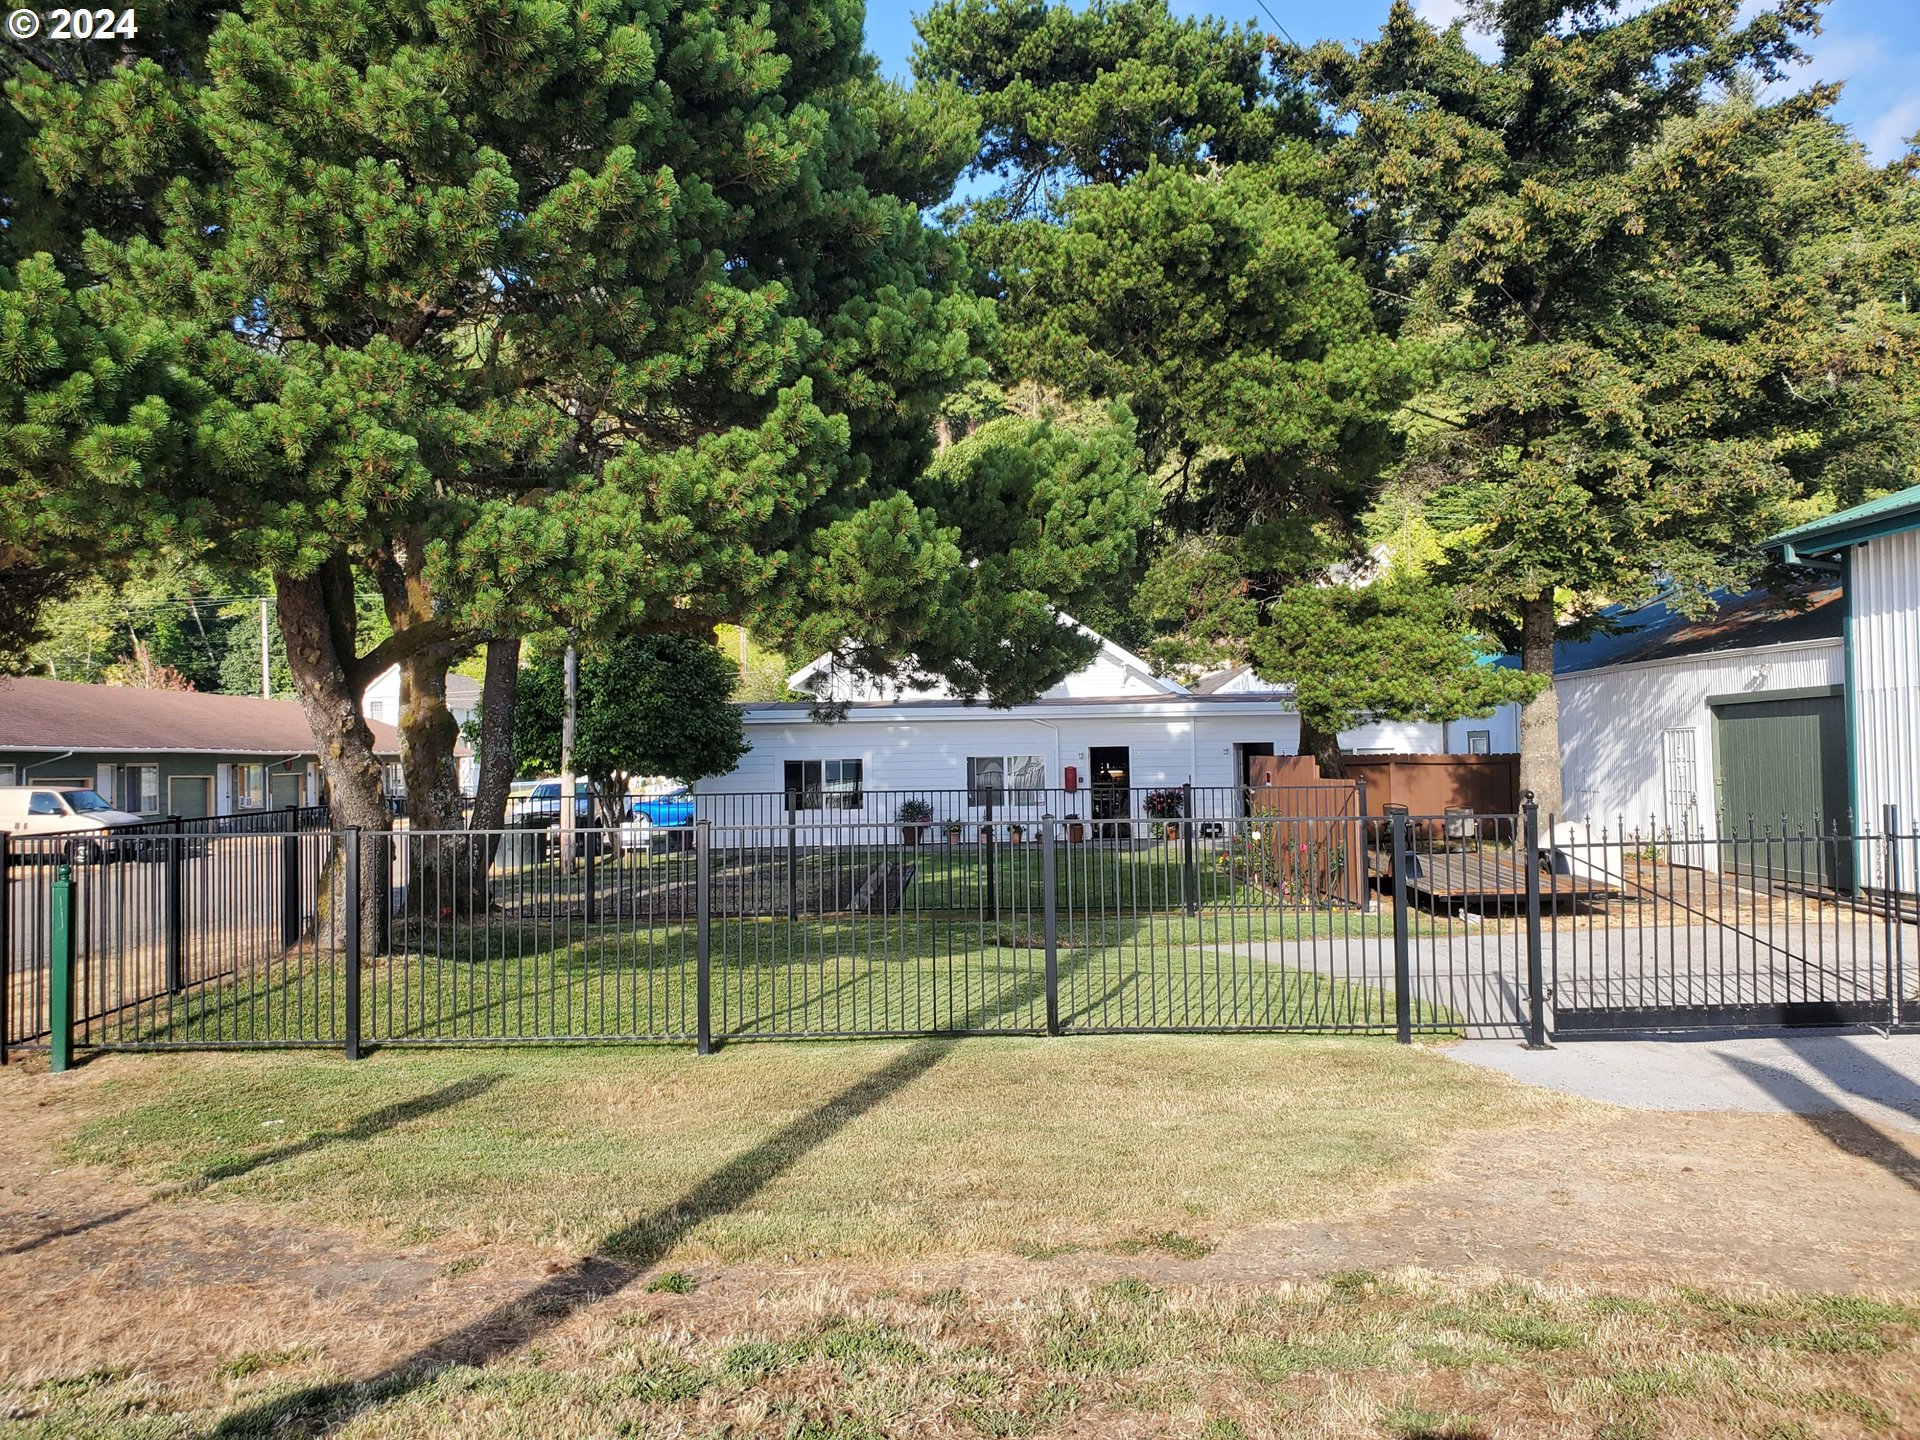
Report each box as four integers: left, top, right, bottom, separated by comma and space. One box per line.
1851, 530, 1920, 892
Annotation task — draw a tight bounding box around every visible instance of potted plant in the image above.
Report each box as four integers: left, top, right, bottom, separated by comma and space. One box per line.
943, 820, 965, 844
1065, 812, 1084, 844
1145, 787, 1185, 841
1006, 822, 1025, 845
897, 798, 933, 845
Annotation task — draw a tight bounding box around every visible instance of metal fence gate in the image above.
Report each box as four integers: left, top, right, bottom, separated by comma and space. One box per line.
4, 791, 1915, 1060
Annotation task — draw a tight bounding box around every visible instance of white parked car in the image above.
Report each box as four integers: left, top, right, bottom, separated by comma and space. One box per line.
0, 787, 147, 863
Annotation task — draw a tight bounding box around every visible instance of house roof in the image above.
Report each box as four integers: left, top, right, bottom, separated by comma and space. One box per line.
1554, 584, 1844, 677
787, 613, 1188, 699
740, 690, 1298, 720
0, 676, 402, 757
1768, 484, 1920, 559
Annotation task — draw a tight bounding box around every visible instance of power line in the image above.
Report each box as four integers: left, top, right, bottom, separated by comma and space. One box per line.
1250, 0, 1299, 52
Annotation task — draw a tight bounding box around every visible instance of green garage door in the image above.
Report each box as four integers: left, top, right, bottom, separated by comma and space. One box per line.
1711, 688, 1851, 889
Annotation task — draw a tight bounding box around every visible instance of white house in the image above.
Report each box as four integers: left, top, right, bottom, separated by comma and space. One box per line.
1555, 482, 1920, 894
1555, 583, 1846, 841
696, 618, 1524, 824
701, 626, 1300, 823
362, 665, 483, 794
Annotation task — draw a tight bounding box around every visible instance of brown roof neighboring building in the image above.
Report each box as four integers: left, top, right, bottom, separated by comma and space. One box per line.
0, 676, 401, 756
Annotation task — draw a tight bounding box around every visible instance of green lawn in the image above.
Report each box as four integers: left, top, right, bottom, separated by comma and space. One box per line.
13, 1043, 1917, 1439
58, 1037, 1555, 1262
82, 909, 1450, 1050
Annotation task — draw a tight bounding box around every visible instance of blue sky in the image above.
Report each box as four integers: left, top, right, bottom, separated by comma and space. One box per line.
866, 1, 1920, 164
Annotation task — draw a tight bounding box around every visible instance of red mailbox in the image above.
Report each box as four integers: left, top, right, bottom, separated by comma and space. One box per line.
1064, 765, 1078, 792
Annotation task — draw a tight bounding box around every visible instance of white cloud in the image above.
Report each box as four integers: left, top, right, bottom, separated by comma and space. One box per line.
1866, 95, 1920, 161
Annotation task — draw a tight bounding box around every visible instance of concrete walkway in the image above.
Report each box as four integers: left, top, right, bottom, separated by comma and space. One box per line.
1447, 1031, 1920, 1135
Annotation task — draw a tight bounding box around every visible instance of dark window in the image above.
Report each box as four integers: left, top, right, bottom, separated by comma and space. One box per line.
784, 759, 862, 811
967, 755, 1044, 807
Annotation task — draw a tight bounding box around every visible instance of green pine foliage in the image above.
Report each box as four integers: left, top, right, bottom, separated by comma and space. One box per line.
1289, 0, 1920, 804
513, 635, 747, 790
4, 2, 1145, 827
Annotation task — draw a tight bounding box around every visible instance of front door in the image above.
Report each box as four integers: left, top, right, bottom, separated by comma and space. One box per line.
1234, 742, 1275, 813
1088, 746, 1130, 835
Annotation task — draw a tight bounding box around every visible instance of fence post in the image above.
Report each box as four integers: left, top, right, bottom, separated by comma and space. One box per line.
786, 796, 799, 923
1390, 810, 1412, 1045
584, 826, 598, 924
279, 804, 300, 947
1522, 793, 1549, 1048
1042, 816, 1060, 1036
1182, 781, 1197, 915
49, 863, 75, 1073
984, 795, 997, 919
696, 819, 713, 1054
0, 832, 10, 1067
1355, 777, 1370, 914
344, 828, 363, 1061
1885, 805, 1902, 1031
165, 815, 185, 993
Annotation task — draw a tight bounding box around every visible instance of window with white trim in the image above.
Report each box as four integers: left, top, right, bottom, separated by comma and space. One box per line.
784, 759, 863, 810
1466, 730, 1491, 755
234, 763, 267, 810
967, 754, 1045, 807
124, 764, 161, 815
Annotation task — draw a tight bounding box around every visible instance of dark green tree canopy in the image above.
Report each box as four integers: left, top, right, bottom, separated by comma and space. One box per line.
514, 635, 746, 790
3, 0, 1138, 841
916, 0, 1306, 211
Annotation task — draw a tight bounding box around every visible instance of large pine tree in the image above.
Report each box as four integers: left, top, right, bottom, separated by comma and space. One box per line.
4, 3, 1151, 934
1290, 0, 1920, 812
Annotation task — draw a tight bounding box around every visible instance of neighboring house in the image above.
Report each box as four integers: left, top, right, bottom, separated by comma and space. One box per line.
698, 618, 1523, 822
1769, 485, 1920, 893
0, 676, 400, 819
1190, 664, 1520, 756
1556, 484, 1920, 888
1555, 584, 1847, 848
362, 665, 483, 794
703, 623, 1301, 820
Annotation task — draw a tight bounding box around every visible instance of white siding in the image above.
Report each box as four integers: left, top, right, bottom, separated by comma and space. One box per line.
1852, 530, 1920, 888
1556, 639, 1845, 835
700, 705, 1301, 818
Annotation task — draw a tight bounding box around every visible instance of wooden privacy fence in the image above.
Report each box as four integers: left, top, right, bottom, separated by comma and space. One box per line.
1245, 756, 1367, 906
1342, 754, 1520, 838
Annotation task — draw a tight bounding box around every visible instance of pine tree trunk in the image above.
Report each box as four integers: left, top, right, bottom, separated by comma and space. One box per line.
275, 570, 390, 955
468, 634, 521, 879
1297, 714, 1348, 778
1518, 591, 1562, 819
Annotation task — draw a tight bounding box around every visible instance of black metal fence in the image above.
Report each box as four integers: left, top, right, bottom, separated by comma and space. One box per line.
4, 793, 1915, 1062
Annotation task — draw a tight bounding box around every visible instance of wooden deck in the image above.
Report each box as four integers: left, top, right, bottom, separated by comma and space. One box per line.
1370, 848, 1620, 908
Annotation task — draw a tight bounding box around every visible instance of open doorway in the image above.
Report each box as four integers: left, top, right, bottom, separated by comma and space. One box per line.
1088, 745, 1130, 837
1232, 742, 1275, 813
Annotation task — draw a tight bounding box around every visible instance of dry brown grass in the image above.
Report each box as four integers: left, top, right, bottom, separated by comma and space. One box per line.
4, 1270, 1915, 1438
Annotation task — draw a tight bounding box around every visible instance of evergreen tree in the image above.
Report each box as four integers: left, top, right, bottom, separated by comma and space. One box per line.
6, 4, 1151, 936
514, 635, 747, 811
1289, 0, 1920, 812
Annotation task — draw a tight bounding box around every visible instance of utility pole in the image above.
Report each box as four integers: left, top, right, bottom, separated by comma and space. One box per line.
259, 597, 271, 699
560, 641, 578, 866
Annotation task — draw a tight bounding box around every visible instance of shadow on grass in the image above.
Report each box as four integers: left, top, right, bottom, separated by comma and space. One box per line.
0, 1203, 145, 1258
173, 1074, 506, 1196
206, 954, 1081, 1437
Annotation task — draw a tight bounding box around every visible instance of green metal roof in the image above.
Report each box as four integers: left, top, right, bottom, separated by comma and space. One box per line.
1767, 484, 1920, 560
